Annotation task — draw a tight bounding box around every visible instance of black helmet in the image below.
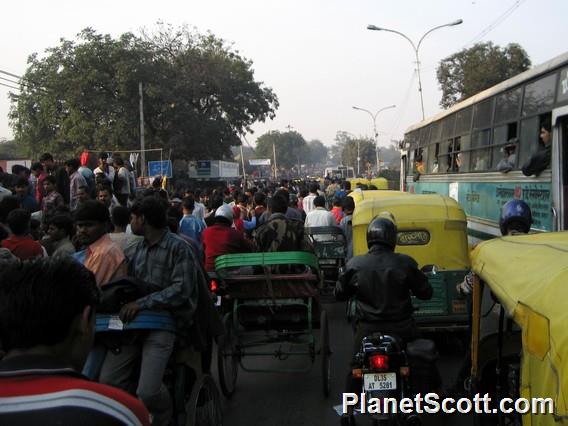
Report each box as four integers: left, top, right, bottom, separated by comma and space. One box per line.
367, 215, 397, 250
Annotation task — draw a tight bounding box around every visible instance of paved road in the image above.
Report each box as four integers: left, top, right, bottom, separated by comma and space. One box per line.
216, 301, 473, 426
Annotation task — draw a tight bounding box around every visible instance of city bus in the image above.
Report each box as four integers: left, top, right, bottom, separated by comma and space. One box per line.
400, 51, 568, 243
324, 165, 355, 180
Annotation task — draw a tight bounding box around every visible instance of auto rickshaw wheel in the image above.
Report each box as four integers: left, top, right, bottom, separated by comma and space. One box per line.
185, 374, 223, 426
320, 310, 332, 397
217, 312, 239, 398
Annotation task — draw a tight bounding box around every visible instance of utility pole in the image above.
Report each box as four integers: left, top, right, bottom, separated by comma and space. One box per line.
139, 82, 146, 177
273, 142, 278, 180
239, 144, 247, 189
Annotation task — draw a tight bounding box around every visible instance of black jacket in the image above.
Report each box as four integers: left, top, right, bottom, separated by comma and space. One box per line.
335, 245, 432, 323
522, 144, 551, 177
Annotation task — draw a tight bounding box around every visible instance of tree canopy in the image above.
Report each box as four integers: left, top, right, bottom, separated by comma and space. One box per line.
254, 130, 308, 169
436, 42, 531, 109
9, 25, 278, 159
306, 139, 328, 166
331, 131, 376, 173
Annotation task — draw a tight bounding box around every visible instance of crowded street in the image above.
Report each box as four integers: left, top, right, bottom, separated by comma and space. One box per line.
1, 2, 568, 426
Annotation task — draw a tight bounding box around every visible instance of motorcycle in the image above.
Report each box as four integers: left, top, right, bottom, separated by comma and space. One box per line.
340, 265, 441, 426
342, 333, 423, 426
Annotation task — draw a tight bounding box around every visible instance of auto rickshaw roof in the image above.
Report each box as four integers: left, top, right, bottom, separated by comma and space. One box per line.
350, 194, 469, 270
348, 189, 408, 207
351, 193, 467, 226
471, 231, 568, 421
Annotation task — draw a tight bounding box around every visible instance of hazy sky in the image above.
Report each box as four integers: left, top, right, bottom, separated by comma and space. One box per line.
1, 0, 567, 150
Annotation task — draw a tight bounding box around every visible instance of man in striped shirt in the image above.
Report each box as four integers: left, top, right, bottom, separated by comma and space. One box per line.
0, 257, 150, 426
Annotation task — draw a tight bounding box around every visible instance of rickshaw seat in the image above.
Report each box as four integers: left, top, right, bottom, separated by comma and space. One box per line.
215, 252, 321, 300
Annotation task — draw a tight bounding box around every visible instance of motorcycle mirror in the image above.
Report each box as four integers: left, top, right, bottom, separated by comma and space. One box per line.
421, 264, 438, 275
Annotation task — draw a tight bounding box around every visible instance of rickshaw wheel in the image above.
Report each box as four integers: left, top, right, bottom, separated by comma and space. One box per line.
320, 310, 332, 397
217, 312, 239, 398
185, 374, 223, 426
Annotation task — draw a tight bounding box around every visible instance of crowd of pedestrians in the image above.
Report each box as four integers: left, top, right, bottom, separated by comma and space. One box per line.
0, 151, 363, 424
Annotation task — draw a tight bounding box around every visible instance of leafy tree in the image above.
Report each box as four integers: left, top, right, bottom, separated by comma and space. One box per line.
437, 42, 531, 108
9, 25, 278, 160
0, 139, 27, 160
330, 131, 375, 174
306, 139, 328, 166
254, 130, 308, 169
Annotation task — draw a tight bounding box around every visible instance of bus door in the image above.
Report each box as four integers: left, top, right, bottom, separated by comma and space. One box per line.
554, 111, 568, 230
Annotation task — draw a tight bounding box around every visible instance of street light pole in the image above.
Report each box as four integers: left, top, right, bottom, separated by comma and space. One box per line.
352, 104, 396, 175
367, 19, 462, 120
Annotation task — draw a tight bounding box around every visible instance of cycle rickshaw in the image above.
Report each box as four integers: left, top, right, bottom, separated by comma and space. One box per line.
85, 278, 224, 426
305, 226, 347, 295
212, 251, 332, 399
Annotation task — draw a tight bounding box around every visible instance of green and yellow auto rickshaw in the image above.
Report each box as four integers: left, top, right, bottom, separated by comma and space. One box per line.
351, 193, 471, 331
469, 232, 568, 426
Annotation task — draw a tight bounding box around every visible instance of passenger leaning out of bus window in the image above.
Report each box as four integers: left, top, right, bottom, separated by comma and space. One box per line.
496, 139, 518, 173
522, 117, 552, 177
413, 155, 426, 182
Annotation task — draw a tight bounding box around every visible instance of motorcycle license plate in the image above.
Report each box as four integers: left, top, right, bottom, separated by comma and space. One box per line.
363, 372, 397, 391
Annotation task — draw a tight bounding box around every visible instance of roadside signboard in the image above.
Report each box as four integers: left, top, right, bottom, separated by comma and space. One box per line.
148, 160, 172, 178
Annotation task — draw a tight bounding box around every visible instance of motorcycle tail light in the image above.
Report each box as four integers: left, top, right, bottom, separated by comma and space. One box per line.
369, 354, 389, 371
210, 279, 218, 293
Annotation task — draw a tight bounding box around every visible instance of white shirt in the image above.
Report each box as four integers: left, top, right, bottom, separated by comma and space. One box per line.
304, 207, 337, 241
193, 201, 206, 221
94, 165, 115, 185
302, 193, 317, 214
305, 207, 336, 228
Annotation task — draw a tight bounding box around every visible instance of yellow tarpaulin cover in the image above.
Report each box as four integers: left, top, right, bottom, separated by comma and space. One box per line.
471, 232, 568, 425
351, 193, 469, 270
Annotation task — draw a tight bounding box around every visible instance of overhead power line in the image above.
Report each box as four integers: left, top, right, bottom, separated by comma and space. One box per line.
463, 0, 528, 48
0, 81, 21, 91
0, 68, 49, 93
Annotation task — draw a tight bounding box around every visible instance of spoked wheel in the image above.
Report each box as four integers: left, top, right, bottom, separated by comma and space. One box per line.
217, 312, 239, 398
185, 374, 223, 426
320, 309, 332, 397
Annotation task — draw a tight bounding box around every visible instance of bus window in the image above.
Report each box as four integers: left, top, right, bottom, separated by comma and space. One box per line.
522, 74, 557, 117
459, 134, 471, 173
438, 140, 453, 173
519, 116, 539, 166
492, 123, 518, 168
471, 129, 491, 171
451, 137, 462, 172
428, 143, 440, 173
414, 148, 425, 174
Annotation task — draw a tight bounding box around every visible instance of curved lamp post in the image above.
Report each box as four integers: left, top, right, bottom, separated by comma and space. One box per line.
352, 104, 396, 175
367, 19, 462, 120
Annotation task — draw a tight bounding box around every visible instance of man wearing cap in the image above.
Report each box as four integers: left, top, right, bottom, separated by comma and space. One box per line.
496, 138, 517, 173
72, 200, 126, 286
201, 203, 252, 272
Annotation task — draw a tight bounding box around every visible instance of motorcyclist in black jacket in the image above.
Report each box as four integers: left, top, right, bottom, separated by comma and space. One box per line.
335, 214, 433, 356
